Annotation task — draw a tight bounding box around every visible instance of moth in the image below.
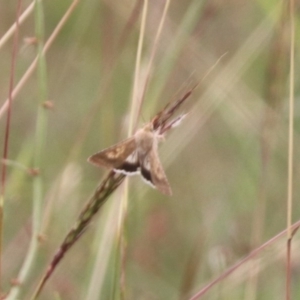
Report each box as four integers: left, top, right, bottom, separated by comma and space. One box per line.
88, 122, 174, 196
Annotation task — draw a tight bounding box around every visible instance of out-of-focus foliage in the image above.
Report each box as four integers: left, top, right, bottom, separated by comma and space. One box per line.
1, 0, 299, 299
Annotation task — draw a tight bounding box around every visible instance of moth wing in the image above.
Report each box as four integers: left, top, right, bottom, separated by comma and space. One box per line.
88, 137, 138, 172
140, 155, 153, 187
140, 148, 172, 196
114, 149, 140, 175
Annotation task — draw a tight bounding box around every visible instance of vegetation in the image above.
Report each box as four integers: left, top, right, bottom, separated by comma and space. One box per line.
0, 0, 298, 299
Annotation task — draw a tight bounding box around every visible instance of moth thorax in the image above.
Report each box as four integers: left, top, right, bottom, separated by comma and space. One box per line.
135, 129, 154, 154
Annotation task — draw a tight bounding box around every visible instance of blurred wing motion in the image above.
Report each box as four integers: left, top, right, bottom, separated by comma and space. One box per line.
88, 137, 139, 174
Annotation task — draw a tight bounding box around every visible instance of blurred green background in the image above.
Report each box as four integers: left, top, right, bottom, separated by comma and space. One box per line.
1, 0, 300, 299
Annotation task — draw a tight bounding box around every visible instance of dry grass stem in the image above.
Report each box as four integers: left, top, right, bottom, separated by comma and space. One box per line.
30, 82, 197, 299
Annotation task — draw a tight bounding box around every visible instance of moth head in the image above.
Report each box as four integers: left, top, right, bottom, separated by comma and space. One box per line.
142, 122, 154, 133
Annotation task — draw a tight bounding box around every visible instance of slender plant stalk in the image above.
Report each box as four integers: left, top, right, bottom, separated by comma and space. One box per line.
84, 196, 122, 300
0, 1, 34, 50
66, 0, 142, 163
0, 0, 80, 119
149, 0, 206, 106
245, 3, 290, 300
128, 0, 149, 135
6, 1, 48, 299
135, 0, 172, 129
117, 2, 172, 296
114, 186, 129, 300
286, 0, 295, 299
30, 171, 126, 300
188, 221, 300, 300
30, 79, 197, 299
0, 0, 22, 295
114, 1, 149, 299
84, 3, 147, 298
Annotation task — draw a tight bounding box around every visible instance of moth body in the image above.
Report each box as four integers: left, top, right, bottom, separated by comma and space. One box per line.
88, 123, 172, 196
134, 125, 156, 158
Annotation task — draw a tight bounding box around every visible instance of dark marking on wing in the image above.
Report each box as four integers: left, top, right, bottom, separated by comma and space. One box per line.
115, 161, 140, 175
140, 166, 153, 185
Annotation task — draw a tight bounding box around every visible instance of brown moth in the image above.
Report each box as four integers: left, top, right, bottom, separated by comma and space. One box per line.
88, 122, 172, 196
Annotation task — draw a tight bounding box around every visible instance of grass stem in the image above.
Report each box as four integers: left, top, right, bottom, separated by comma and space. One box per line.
0, 0, 22, 296
7, 0, 48, 299
286, 0, 295, 299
